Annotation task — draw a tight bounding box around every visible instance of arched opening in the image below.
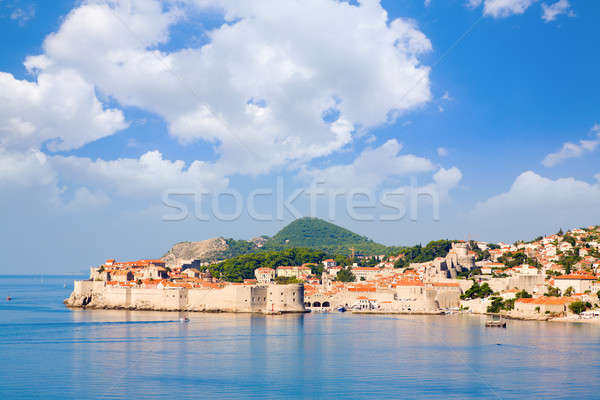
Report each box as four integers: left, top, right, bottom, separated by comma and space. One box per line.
304, 302, 311, 307
313, 301, 321, 307
322, 301, 330, 307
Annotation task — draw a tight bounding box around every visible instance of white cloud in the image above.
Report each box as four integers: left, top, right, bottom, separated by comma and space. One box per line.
66, 187, 111, 210
466, 0, 483, 8
0, 148, 56, 187
437, 147, 449, 157
472, 171, 600, 234
433, 166, 462, 195
468, 0, 538, 18
20, 0, 432, 176
541, 0, 573, 22
0, 70, 127, 152
301, 139, 435, 191
10, 6, 35, 26
542, 124, 600, 167
52, 150, 229, 198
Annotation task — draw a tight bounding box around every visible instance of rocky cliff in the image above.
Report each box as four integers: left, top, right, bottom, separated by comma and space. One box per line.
161, 238, 229, 268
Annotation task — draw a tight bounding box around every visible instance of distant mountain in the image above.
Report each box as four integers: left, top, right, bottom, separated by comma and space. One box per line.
264, 217, 391, 255
161, 238, 259, 268
162, 218, 398, 268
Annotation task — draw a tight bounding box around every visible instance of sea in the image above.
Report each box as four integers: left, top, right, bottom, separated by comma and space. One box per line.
1, 275, 600, 399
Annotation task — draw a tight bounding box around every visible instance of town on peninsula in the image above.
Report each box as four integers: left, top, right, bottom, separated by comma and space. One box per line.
66, 218, 600, 321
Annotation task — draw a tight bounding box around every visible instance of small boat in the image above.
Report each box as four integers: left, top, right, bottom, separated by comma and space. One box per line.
179, 317, 190, 323
6, 296, 11, 301
485, 316, 506, 328
337, 307, 346, 312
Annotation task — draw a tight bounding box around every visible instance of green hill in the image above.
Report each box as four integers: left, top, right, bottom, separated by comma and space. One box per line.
263, 217, 396, 255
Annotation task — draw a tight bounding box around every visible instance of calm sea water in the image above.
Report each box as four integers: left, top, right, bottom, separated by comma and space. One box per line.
1, 275, 600, 399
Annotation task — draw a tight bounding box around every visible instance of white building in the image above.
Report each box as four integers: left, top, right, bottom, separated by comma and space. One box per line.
554, 273, 597, 294
254, 267, 275, 284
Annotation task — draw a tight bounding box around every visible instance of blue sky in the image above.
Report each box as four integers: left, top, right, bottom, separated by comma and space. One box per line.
0, 0, 599, 274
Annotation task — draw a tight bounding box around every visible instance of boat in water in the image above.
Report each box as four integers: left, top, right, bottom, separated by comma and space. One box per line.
6, 296, 11, 301
485, 316, 506, 328
337, 306, 346, 312
179, 317, 190, 323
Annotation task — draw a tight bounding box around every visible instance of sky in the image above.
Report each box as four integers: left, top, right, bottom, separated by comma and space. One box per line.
0, 0, 599, 274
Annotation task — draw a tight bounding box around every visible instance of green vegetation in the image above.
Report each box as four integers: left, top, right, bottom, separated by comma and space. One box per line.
487, 297, 504, 313
557, 252, 581, 274
265, 217, 398, 255
461, 281, 493, 300
207, 248, 327, 282
221, 238, 261, 258
545, 286, 561, 297
569, 301, 587, 315
498, 251, 540, 268
335, 267, 356, 282
394, 240, 454, 268
274, 276, 302, 284
564, 286, 575, 296
562, 235, 577, 247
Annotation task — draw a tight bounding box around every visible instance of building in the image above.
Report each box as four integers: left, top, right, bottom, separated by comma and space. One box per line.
182, 268, 201, 279
351, 267, 381, 281
322, 259, 337, 268
554, 273, 597, 294
276, 265, 312, 279
255, 267, 276, 284
514, 297, 576, 316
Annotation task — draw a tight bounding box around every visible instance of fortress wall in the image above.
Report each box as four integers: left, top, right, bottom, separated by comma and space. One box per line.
187, 285, 254, 312
487, 275, 544, 293
435, 290, 461, 308
67, 281, 306, 313
266, 284, 305, 313
128, 288, 181, 310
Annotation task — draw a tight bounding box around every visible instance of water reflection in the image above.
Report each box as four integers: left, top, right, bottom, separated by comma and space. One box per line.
2, 276, 600, 399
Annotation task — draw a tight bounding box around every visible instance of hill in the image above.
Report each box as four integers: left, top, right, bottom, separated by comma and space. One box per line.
161, 218, 400, 268
161, 238, 259, 268
263, 217, 396, 255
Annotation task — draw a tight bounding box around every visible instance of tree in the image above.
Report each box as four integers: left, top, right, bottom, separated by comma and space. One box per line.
545, 286, 561, 297
558, 228, 564, 236
335, 267, 356, 282
461, 281, 493, 300
569, 301, 586, 315
275, 276, 301, 284
487, 297, 504, 313
564, 286, 575, 297
563, 235, 576, 247
515, 290, 532, 299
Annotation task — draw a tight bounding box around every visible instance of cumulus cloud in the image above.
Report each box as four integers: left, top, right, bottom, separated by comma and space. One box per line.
0, 148, 56, 187
52, 150, 229, 198
433, 167, 462, 194
0, 70, 127, 152
472, 171, 600, 235
542, 124, 600, 167
301, 139, 435, 191
468, 0, 538, 18
66, 187, 111, 210
541, 0, 573, 22
21, 0, 432, 176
